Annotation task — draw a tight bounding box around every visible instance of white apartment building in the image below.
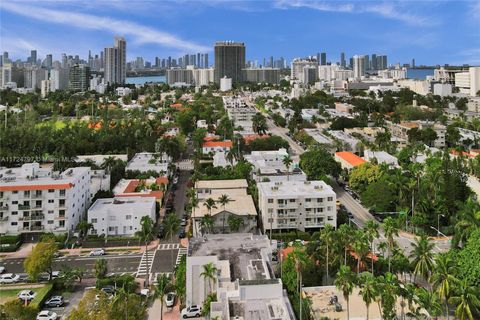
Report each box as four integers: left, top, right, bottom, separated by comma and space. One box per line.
334, 69, 354, 81
318, 65, 340, 81
222, 96, 256, 131
378, 68, 407, 80
397, 79, 431, 95
192, 68, 214, 86
303, 128, 335, 146
220, 76, 232, 91
353, 55, 366, 78
291, 58, 318, 81
201, 140, 232, 155
186, 234, 294, 320
257, 180, 337, 232
455, 67, 480, 96
116, 87, 132, 96
386, 121, 446, 148
244, 148, 307, 182
87, 197, 156, 236
433, 83, 452, 96
328, 130, 362, 153
125, 152, 170, 174
49, 68, 68, 90
0, 163, 98, 235
40, 80, 52, 98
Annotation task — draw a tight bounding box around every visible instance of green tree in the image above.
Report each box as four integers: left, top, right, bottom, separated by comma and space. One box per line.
448, 279, 480, 320
334, 265, 356, 320
135, 216, 155, 286
282, 155, 293, 181
94, 258, 108, 280
227, 214, 244, 232
174, 255, 186, 305
377, 272, 399, 320
164, 213, 180, 269
299, 146, 341, 180
155, 273, 172, 320
364, 220, 380, 274
382, 217, 399, 273
76, 220, 93, 239
217, 194, 233, 232
23, 237, 58, 281
409, 234, 435, 282
200, 214, 214, 235
0, 300, 38, 320
200, 262, 218, 296
431, 253, 459, 319
358, 272, 378, 320
252, 112, 268, 134
349, 163, 382, 193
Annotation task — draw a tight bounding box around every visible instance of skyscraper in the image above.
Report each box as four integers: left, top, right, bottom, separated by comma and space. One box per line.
204, 53, 209, 68
104, 36, 126, 84
214, 41, 245, 84
30, 50, 37, 65
371, 54, 377, 70
320, 52, 327, 65
45, 54, 53, 69
69, 64, 90, 91
340, 52, 346, 68
353, 55, 366, 78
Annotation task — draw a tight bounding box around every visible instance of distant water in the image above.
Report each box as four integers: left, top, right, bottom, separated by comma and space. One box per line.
406, 68, 434, 80
126, 75, 166, 85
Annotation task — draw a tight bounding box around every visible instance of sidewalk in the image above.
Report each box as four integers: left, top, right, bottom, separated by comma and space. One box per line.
147, 297, 180, 320
1, 239, 161, 259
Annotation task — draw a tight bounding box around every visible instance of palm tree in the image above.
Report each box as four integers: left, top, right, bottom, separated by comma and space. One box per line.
135, 216, 155, 286
409, 234, 435, 283
364, 220, 379, 274
217, 194, 233, 232
334, 265, 356, 320
200, 214, 214, 235
352, 233, 370, 274
187, 188, 200, 236
413, 287, 442, 319
200, 262, 218, 297
94, 258, 107, 280
76, 220, 93, 240
164, 214, 180, 270
320, 224, 335, 284
155, 273, 171, 320
453, 198, 480, 247
227, 214, 244, 232
282, 155, 293, 181
252, 112, 268, 134
382, 217, 399, 273
337, 224, 353, 265
448, 279, 480, 320
101, 156, 117, 173
377, 272, 399, 320
431, 254, 458, 320
359, 272, 378, 320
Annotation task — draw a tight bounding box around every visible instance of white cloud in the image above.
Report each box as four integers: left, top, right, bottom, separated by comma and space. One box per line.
0, 2, 210, 53
273, 0, 436, 26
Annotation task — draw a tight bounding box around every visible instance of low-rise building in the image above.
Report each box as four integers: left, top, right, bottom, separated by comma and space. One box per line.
0, 163, 95, 235
202, 140, 232, 155
328, 130, 362, 153
223, 96, 256, 132
303, 128, 335, 146
186, 234, 294, 319
88, 197, 156, 236
244, 148, 307, 182
125, 152, 170, 174
363, 150, 398, 167
113, 176, 168, 202
257, 180, 336, 232
195, 179, 248, 200
335, 151, 367, 170
386, 121, 446, 148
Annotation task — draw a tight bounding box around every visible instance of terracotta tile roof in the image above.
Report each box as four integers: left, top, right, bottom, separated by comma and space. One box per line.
335, 151, 367, 166
202, 141, 233, 148
399, 121, 419, 129
0, 183, 73, 191
242, 134, 268, 145
123, 180, 140, 193
450, 149, 476, 158
156, 177, 168, 185
170, 103, 183, 109
116, 191, 163, 199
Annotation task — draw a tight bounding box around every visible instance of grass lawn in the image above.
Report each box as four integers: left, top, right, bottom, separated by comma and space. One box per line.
30, 283, 53, 309
35, 120, 68, 130
0, 289, 20, 305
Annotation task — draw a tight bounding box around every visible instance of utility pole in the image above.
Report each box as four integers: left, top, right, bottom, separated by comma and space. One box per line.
4, 103, 8, 130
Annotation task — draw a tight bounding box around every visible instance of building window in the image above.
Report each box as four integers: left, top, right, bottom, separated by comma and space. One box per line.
59, 210, 65, 216
327, 197, 333, 201
267, 209, 273, 213
11, 222, 17, 226
47, 220, 54, 224
317, 198, 323, 203
12, 201, 18, 205
11, 211, 17, 215
327, 216, 334, 221
48, 199, 54, 203
108, 227, 114, 232
59, 220, 65, 227
48, 210, 54, 214
268, 199, 274, 204
12, 191, 18, 194
289, 199, 295, 203
48, 189, 54, 193
289, 218, 296, 222
126, 215, 132, 220
305, 198, 311, 202
91, 218, 97, 223
24, 191, 30, 197
59, 190, 66, 197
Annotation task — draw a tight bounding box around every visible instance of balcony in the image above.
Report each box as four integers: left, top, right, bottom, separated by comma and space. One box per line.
55, 215, 66, 220
0, 205, 8, 210
18, 205, 31, 210
30, 214, 45, 221
31, 225, 45, 231
0, 216, 8, 222
31, 193, 43, 199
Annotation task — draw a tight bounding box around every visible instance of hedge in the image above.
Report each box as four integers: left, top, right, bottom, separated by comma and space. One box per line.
30, 283, 54, 309
0, 234, 21, 244
0, 235, 22, 252
270, 231, 312, 242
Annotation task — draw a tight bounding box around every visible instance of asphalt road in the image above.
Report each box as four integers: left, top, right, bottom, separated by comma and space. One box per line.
265, 116, 304, 160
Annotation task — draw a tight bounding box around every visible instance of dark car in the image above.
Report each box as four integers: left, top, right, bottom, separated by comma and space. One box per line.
178, 230, 186, 238
347, 212, 354, 220
101, 285, 116, 295
44, 295, 64, 308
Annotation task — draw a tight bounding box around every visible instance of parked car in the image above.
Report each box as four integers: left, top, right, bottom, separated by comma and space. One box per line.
36, 310, 58, 320
178, 229, 186, 239
0, 266, 5, 274
347, 212, 354, 220
0, 273, 20, 284
18, 290, 37, 301
165, 292, 176, 307
101, 285, 116, 295
181, 219, 187, 227
89, 248, 105, 256
181, 305, 202, 318
44, 296, 64, 308
140, 288, 151, 297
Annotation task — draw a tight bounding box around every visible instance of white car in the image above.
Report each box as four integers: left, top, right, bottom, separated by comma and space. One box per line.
36, 310, 58, 320
18, 290, 37, 301
89, 248, 105, 256
0, 273, 20, 284
0, 266, 5, 274
165, 292, 176, 307
181, 305, 202, 318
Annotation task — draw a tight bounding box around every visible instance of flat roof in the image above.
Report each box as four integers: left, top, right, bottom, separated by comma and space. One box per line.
88, 196, 155, 212
257, 180, 335, 196
195, 179, 248, 189
194, 190, 257, 218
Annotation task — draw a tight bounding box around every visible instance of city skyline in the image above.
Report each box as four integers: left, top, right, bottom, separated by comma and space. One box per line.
1, 0, 479, 66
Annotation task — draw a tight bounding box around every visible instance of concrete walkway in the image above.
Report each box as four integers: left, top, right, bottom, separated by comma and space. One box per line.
147, 297, 180, 320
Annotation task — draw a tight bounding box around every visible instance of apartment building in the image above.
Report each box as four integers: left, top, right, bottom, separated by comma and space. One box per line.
222, 96, 257, 132
0, 163, 96, 236
125, 152, 170, 174
186, 233, 294, 320
244, 148, 307, 182
201, 140, 232, 155
257, 180, 336, 232
328, 130, 362, 153
195, 179, 248, 200
386, 121, 446, 148
335, 151, 367, 170
88, 197, 156, 236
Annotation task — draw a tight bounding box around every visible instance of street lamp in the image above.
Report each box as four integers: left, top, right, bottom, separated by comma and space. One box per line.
437, 214, 445, 237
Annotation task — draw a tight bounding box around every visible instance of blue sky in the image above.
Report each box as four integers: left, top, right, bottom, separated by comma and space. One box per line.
1, 0, 479, 66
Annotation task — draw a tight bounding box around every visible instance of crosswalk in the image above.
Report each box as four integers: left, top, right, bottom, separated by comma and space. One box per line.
176, 247, 188, 265
157, 243, 180, 250
177, 160, 193, 170
136, 250, 156, 277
